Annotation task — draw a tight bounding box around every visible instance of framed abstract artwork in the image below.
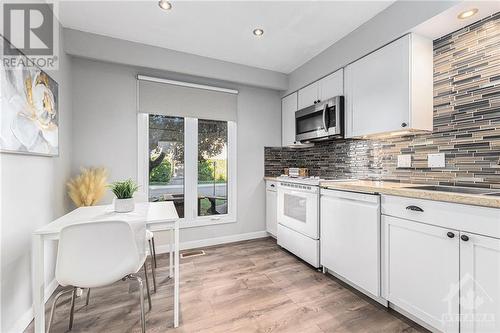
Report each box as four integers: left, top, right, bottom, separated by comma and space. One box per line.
1, 36, 59, 156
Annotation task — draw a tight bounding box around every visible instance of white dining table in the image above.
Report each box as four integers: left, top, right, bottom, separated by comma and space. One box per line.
32, 201, 180, 333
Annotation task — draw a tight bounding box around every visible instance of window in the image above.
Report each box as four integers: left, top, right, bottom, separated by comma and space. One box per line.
139, 114, 236, 227
198, 119, 228, 216
148, 115, 185, 217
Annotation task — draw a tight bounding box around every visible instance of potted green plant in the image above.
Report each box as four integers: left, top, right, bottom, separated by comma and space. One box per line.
108, 179, 139, 213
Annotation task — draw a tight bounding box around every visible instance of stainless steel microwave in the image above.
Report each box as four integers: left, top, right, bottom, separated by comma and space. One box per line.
295, 96, 344, 142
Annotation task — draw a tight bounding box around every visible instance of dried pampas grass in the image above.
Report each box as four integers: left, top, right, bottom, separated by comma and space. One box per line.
67, 168, 108, 207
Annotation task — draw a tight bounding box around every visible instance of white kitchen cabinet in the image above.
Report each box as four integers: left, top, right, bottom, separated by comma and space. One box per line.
298, 81, 319, 110
320, 189, 382, 302
460, 232, 500, 333
382, 215, 459, 333
266, 181, 277, 237
319, 69, 343, 102
345, 33, 433, 138
297, 69, 344, 110
281, 92, 297, 146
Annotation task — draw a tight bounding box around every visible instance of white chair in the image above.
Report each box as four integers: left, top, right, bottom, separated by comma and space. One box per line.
47, 220, 152, 333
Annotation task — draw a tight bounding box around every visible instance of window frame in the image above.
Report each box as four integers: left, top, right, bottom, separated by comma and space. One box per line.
137, 113, 237, 228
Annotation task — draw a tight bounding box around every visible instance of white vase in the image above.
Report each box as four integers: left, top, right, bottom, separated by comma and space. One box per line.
113, 197, 135, 213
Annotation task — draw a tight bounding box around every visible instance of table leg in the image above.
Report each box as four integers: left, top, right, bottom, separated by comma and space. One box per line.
169, 228, 173, 278
174, 223, 179, 328
32, 234, 45, 333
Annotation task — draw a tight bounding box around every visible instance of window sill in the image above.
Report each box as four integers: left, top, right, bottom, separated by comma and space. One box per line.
178, 215, 237, 229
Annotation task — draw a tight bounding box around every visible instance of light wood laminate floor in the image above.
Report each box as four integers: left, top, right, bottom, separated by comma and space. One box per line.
26, 237, 427, 333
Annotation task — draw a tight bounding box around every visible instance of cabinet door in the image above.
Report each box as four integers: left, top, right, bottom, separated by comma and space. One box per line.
319, 69, 343, 101
460, 233, 500, 333
383, 215, 459, 333
297, 81, 319, 109
266, 189, 277, 237
345, 35, 410, 138
321, 190, 380, 297
281, 93, 297, 146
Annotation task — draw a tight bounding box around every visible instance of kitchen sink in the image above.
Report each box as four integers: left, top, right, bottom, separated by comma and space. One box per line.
406, 185, 499, 195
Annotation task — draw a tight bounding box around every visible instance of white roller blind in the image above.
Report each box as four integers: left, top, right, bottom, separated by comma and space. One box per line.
137, 75, 238, 121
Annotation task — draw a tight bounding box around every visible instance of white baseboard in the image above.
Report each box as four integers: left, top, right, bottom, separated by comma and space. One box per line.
9, 279, 58, 333
155, 230, 268, 254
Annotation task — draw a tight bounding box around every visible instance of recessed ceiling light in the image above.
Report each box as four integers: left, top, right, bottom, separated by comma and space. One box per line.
158, 0, 172, 11
457, 8, 478, 20
253, 28, 264, 37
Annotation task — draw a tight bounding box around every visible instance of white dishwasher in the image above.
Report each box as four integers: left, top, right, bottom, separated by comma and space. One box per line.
320, 188, 384, 304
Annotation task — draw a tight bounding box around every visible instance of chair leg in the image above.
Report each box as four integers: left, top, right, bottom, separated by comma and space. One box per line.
47, 287, 74, 333
127, 275, 145, 333
148, 240, 157, 293
151, 256, 157, 294
151, 237, 157, 268
85, 288, 91, 306
169, 229, 173, 278
143, 263, 152, 311
69, 287, 77, 330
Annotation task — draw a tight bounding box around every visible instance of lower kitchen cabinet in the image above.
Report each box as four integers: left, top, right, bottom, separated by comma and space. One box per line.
460, 232, 500, 333
320, 189, 382, 302
382, 215, 460, 333
265, 181, 277, 237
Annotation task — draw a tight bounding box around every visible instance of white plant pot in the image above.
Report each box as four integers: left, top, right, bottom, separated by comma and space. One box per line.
113, 197, 135, 213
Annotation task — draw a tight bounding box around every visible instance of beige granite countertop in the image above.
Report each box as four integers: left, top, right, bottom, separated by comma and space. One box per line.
320, 180, 500, 209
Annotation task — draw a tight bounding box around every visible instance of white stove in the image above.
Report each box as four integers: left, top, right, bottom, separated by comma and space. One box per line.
276, 175, 323, 267
276, 175, 356, 267
276, 175, 325, 186
276, 175, 355, 186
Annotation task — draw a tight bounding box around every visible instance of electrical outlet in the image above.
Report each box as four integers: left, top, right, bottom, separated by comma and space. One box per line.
397, 155, 412, 168
428, 153, 445, 168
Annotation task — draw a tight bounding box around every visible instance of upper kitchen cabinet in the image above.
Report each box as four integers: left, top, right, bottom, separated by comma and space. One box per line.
345, 34, 433, 138
297, 69, 343, 110
319, 69, 344, 102
282, 92, 298, 146
298, 81, 319, 110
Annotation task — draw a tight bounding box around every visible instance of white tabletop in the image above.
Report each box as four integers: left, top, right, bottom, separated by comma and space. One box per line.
34, 201, 179, 236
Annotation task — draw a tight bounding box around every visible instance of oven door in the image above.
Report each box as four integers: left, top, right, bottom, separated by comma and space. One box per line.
277, 183, 319, 239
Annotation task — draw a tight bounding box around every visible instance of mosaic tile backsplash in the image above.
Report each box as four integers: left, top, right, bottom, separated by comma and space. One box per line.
265, 13, 500, 189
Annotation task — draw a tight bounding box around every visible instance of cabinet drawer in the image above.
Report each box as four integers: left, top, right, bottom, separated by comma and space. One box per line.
266, 180, 277, 191
381, 195, 500, 239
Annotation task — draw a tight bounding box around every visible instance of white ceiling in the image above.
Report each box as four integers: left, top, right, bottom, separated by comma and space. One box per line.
58, 1, 394, 73
412, 1, 500, 40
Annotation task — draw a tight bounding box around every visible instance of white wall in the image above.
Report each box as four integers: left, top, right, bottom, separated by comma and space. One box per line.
0, 28, 73, 333
71, 57, 282, 246
64, 28, 288, 91
287, 0, 457, 94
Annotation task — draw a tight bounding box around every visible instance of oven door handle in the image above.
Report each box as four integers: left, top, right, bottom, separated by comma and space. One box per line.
322, 103, 329, 131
